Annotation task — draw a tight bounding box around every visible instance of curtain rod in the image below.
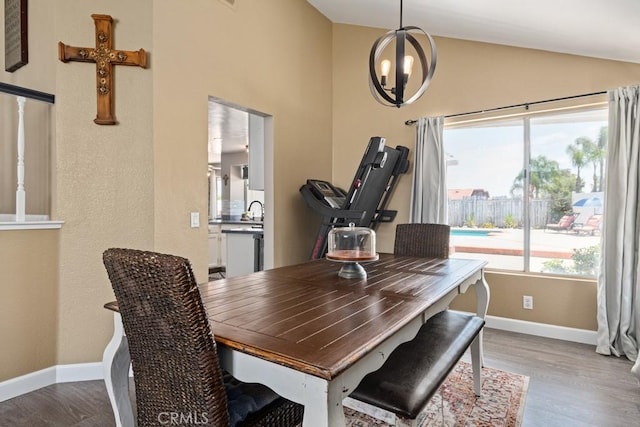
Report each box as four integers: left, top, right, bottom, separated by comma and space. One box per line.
404, 90, 607, 126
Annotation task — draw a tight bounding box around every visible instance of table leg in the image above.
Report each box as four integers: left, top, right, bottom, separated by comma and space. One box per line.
103, 313, 134, 427
301, 377, 345, 427
475, 270, 491, 367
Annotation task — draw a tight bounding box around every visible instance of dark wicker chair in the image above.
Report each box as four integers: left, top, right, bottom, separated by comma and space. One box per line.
102, 248, 303, 427
393, 223, 451, 259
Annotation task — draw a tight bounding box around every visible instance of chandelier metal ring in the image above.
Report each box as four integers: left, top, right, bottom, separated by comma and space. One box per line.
369, 26, 437, 107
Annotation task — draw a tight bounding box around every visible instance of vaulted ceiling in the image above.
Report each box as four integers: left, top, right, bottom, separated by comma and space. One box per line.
307, 0, 640, 64
210, 1, 639, 161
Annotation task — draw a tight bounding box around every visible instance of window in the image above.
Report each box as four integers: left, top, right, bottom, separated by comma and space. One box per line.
444, 107, 607, 277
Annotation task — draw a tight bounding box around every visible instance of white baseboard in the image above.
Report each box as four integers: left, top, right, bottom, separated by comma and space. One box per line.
0, 316, 597, 402
55, 362, 103, 383
0, 366, 56, 402
483, 314, 597, 345
0, 362, 103, 403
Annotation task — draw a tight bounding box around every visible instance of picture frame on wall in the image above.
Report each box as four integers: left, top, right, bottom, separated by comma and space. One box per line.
4, 0, 28, 72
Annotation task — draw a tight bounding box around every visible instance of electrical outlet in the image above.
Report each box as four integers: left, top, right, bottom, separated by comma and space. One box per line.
523, 295, 533, 310
190, 212, 200, 228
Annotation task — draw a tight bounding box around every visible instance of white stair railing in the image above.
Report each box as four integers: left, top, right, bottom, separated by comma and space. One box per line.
0, 83, 58, 229
16, 96, 26, 222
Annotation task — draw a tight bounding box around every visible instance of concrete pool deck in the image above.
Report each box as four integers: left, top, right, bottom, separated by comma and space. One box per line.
450, 227, 601, 271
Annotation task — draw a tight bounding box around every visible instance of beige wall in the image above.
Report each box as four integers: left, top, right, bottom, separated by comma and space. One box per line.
331, 23, 640, 330
0, 230, 59, 380
0, 0, 155, 374
2, 0, 333, 379
54, 1, 155, 364
3, 3, 639, 382
0, 1, 56, 91
152, 0, 333, 275
452, 272, 597, 330
0, 0, 58, 381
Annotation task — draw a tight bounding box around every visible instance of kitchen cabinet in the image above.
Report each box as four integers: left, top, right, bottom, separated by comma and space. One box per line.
223, 228, 264, 278
220, 229, 227, 267
209, 223, 261, 269
208, 224, 223, 268
209, 224, 236, 267
248, 114, 264, 190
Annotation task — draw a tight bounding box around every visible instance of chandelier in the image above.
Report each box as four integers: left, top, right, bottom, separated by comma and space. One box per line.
369, 0, 437, 108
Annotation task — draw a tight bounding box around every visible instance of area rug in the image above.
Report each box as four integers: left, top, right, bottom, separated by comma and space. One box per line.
343, 361, 529, 427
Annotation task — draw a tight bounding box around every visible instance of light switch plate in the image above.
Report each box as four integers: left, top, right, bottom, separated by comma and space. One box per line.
190, 212, 200, 228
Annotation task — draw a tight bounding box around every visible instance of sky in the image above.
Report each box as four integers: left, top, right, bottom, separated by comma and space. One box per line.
443, 109, 608, 198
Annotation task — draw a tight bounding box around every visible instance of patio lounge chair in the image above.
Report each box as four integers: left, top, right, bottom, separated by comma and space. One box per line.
573, 214, 602, 235
545, 214, 576, 232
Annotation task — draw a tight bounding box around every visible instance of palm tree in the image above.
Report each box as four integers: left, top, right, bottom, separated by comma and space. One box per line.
596, 126, 608, 192
567, 141, 586, 192
511, 155, 561, 199
576, 136, 598, 192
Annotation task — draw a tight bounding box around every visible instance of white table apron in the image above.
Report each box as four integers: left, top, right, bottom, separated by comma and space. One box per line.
102, 268, 489, 427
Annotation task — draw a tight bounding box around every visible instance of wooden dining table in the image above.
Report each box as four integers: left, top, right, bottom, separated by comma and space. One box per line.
102, 253, 489, 427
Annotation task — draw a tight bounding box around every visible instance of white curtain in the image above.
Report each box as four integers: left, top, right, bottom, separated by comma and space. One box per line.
596, 85, 640, 379
409, 116, 447, 224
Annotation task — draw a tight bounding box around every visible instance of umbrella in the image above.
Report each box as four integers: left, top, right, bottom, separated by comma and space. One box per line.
573, 196, 602, 207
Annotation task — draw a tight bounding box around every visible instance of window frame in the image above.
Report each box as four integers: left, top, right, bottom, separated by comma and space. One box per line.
444, 101, 608, 279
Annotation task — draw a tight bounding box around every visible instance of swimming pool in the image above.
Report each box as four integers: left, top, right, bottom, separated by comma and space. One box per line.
450, 228, 497, 237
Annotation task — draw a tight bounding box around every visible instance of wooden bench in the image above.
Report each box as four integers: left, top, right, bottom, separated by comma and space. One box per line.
347, 310, 485, 425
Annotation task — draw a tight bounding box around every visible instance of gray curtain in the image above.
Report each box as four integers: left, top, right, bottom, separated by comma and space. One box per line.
409, 116, 447, 224
596, 85, 640, 379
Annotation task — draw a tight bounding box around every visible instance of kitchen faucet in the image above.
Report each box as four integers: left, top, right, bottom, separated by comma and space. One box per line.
248, 200, 264, 221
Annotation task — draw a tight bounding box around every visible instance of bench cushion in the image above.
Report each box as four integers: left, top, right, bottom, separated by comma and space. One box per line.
350, 310, 485, 419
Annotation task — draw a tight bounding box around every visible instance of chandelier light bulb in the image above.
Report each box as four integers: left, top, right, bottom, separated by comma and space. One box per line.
381, 59, 391, 78
381, 59, 391, 86
403, 55, 414, 77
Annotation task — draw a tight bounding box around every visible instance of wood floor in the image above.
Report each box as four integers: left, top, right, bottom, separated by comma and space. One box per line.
1, 328, 638, 426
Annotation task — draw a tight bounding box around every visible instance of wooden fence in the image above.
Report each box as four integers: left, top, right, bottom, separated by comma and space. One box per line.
448, 199, 552, 228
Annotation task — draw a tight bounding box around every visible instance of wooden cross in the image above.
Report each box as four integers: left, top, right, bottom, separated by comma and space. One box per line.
58, 14, 147, 125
